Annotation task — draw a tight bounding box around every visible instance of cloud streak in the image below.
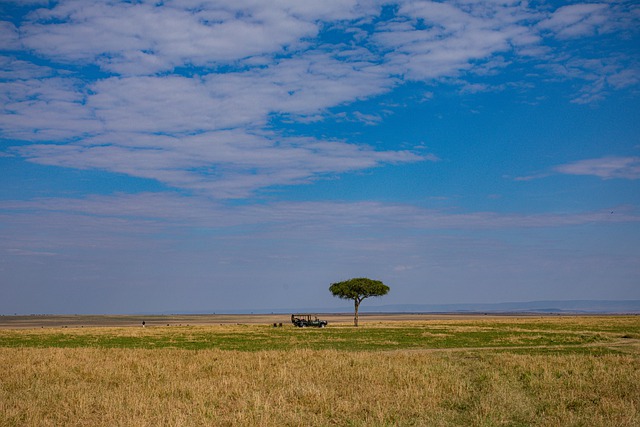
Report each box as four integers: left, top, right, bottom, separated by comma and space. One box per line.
3, 193, 637, 235
12, 130, 424, 198
517, 156, 640, 181
3, 192, 638, 312
555, 156, 640, 180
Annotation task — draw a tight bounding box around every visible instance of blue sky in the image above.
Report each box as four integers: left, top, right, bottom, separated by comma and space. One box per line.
1, 0, 639, 314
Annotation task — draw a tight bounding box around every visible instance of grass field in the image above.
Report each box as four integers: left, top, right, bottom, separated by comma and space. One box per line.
1, 316, 638, 426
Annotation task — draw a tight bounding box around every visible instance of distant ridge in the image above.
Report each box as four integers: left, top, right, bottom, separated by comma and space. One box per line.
360, 300, 640, 314
174, 300, 640, 315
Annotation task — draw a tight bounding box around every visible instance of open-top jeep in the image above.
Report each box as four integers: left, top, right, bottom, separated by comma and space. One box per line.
291, 314, 328, 328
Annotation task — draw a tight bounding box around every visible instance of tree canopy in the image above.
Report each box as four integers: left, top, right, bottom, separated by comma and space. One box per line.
329, 277, 390, 326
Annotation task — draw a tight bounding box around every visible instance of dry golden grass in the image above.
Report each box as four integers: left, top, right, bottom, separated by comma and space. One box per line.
1, 346, 638, 426
1, 316, 638, 426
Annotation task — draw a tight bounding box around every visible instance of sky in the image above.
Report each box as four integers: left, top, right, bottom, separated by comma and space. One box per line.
1, 0, 639, 315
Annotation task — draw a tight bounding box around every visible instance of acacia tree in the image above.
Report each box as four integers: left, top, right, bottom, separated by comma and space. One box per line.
329, 277, 390, 327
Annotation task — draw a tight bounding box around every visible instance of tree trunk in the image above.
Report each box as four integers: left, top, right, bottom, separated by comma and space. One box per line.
354, 299, 360, 327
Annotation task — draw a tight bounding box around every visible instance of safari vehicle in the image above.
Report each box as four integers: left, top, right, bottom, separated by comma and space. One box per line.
291, 314, 328, 328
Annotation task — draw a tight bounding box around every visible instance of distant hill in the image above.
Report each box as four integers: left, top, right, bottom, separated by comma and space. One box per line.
195, 300, 640, 315
358, 300, 640, 314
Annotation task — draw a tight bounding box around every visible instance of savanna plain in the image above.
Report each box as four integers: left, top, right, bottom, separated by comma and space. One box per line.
0, 314, 638, 426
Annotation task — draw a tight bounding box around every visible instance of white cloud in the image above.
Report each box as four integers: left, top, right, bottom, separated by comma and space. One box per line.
374, 0, 540, 81
555, 157, 640, 180
607, 68, 640, 90
4, 26, 418, 197
0, 56, 53, 80
566, 57, 639, 104
0, 0, 47, 3
0, 77, 103, 141
538, 4, 610, 39
532, 3, 640, 102
517, 156, 640, 181
2, 45, 418, 197
0, 21, 20, 50
538, 2, 640, 40
20, 0, 362, 75
537, 53, 640, 105
13, 130, 423, 198
2, 0, 640, 200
